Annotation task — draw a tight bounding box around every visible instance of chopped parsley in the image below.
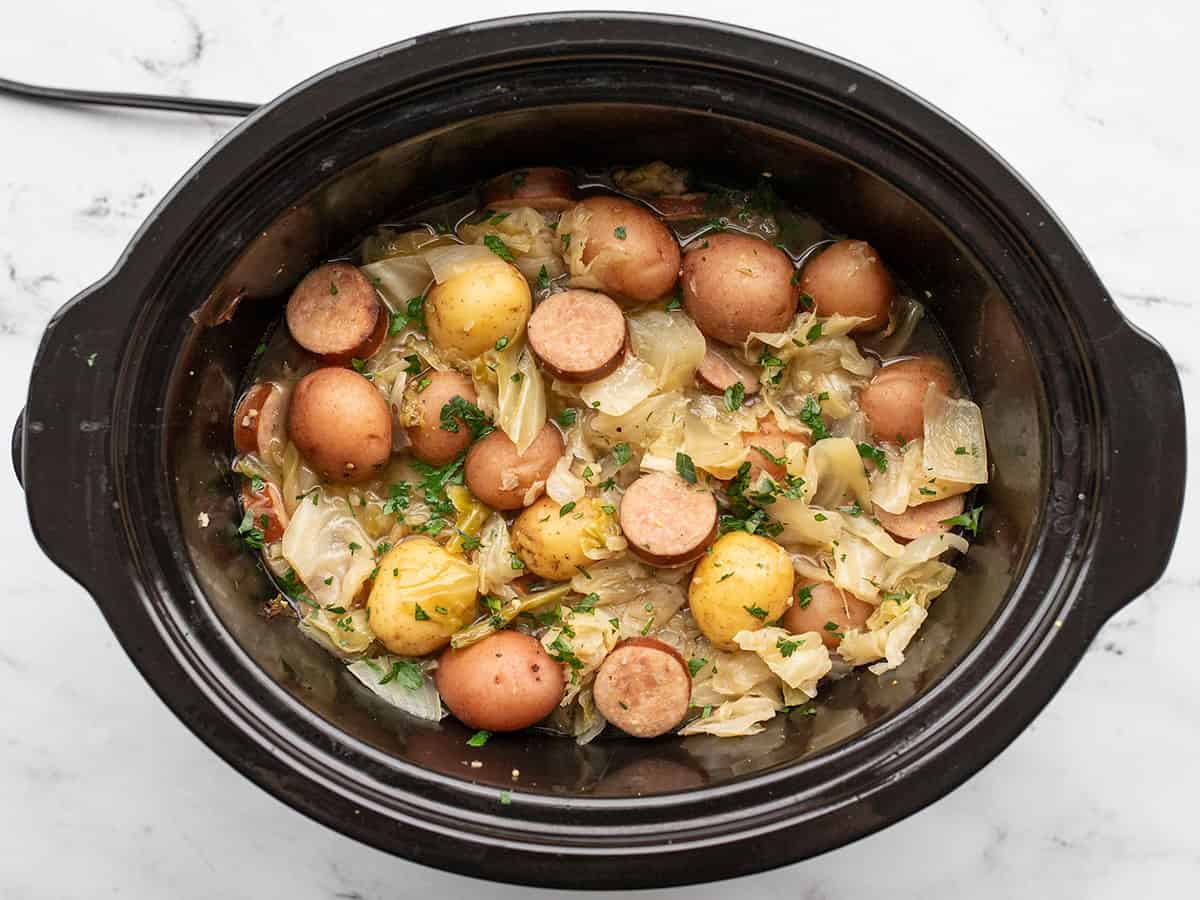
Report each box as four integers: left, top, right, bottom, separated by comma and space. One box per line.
489, 211, 511, 226
379, 659, 423, 689
797, 585, 813, 608
941, 505, 983, 536
559, 501, 577, 517
799, 394, 831, 442
236, 510, 266, 550
574, 593, 599, 613
547, 634, 584, 671
918, 486, 938, 497
494, 336, 510, 351
752, 444, 788, 467
483, 234, 515, 262
613, 226, 627, 240
687, 657, 708, 677
675, 452, 697, 484
466, 730, 491, 748
665, 283, 684, 312
536, 265, 551, 292
329, 280, 338, 295
776, 636, 804, 657
612, 442, 632, 467
857, 442, 888, 472
439, 395, 493, 440
723, 381, 745, 412
382, 482, 411, 516
744, 603, 769, 620
509, 552, 525, 570
413, 604, 431, 621
556, 408, 578, 427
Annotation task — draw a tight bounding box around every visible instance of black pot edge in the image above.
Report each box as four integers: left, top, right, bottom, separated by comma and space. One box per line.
14, 12, 1187, 890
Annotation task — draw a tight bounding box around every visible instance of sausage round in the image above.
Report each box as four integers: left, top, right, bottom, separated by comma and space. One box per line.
404, 370, 479, 466
527, 289, 628, 383
593, 637, 692, 738
695, 340, 760, 397
682, 232, 799, 345
858, 355, 954, 445
288, 367, 392, 482
436, 630, 565, 732
570, 196, 680, 301
240, 480, 289, 542
874, 493, 966, 542
484, 167, 575, 212
286, 262, 385, 363
650, 193, 708, 221
618, 472, 717, 567
233, 382, 287, 459
742, 414, 807, 484
798, 240, 894, 332
781, 582, 874, 649
465, 422, 563, 510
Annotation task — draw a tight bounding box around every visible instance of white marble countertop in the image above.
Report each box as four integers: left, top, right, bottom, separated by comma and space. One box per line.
1, 1, 1196, 897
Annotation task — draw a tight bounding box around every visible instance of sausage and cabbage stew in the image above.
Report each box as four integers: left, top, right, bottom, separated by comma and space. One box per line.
232, 163, 988, 744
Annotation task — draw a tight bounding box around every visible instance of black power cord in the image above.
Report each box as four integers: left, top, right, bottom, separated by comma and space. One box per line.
0, 75, 256, 117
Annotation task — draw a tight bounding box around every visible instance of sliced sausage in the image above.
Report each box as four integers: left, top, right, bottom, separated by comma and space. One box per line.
464, 423, 563, 510
619, 472, 717, 567
286, 262, 385, 363
403, 370, 479, 466
240, 480, 289, 542
799, 240, 894, 332
593, 637, 692, 738
781, 582, 874, 649
570, 196, 681, 301
874, 494, 965, 543
527, 289, 628, 383
484, 167, 575, 212
858, 355, 954, 445
742, 414, 807, 483
682, 232, 799, 345
650, 193, 708, 221
233, 382, 287, 458
695, 341, 760, 397
288, 367, 392, 482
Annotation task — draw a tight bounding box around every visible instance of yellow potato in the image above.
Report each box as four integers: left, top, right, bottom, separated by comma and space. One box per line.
367, 536, 479, 657
426, 261, 531, 359
511, 495, 610, 581
688, 532, 794, 649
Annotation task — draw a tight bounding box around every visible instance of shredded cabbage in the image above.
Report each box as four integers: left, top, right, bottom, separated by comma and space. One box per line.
475, 513, 520, 599
805, 437, 872, 510
494, 342, 547, 454
679, 694, 780, 737
347, 655, 444, 722
423, 243, 509, 284
923, 388, 989, 484
627, 309, 707, 391
541, 607, 621, 704
359, 255, 433, 312
282, 495, 377, 609
458, 206, 566, 285
579, 352, 658, 416
733, 627, 832, 698
839, 598, 928, 674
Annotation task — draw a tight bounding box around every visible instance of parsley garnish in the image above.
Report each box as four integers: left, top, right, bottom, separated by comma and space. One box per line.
613, 226, 627, 240
559, 501, 577, 517
941, 505, 983, 536
379, 659, 423, 689
574, 593, 599, 613
612, 442, 632, 466
382, 482, 411, 516
724, 381, 745, 412
439, 395, 493, 440
413, 604, 431, 621
676, 452, 697, 484
799, 394, 831, 442
857, 442, 888, 472
536, 265, 551, 292
744, 603, 769, 620
556, 408, 577, 427
483, 234, 515, 262
776, 636, 804, 657
665, 283, 683, 312
236, 510, 266, 550
467, 730, 491, 747
687, 657, 707, 677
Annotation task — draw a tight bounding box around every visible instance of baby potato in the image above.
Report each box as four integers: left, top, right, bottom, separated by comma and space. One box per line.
859, 355, 954, 444
798, 239, 894, 332
682, 232, 799, 345
435, 630, 565, 731
688, 532, 794, 649
782, 582, 874, 649
367, 536, 479, 657
404, 370, 479, 466
510, 495, 609, 581
570, 196, 681, 301
426, 260, 531, 359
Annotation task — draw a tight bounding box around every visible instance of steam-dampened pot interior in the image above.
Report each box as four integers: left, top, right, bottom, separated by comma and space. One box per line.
169, 104, 1041, 796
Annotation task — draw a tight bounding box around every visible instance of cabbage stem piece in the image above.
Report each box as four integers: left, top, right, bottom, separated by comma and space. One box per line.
449, 582, 573, 649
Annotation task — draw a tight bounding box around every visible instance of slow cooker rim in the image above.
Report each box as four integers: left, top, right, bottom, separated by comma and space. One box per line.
18, 12, 1185, 889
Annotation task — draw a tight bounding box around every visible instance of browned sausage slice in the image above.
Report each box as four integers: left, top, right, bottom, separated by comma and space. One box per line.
695, 341, 760, 397
527, 290, 628, 383
593, 637, 692, 738
233, 382, 286, 458
874, 494, 966, 543
619, 472, 718, 567
240, 480, 289, 542
483, 167, 575, 212
650, 193, 708, 221
286, 262, 384, 363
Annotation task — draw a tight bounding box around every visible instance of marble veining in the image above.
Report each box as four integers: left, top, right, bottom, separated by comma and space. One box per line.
1, 1, 1197, 898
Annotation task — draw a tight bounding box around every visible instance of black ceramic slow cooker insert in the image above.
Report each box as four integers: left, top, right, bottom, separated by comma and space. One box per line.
13, 13, 1186, 889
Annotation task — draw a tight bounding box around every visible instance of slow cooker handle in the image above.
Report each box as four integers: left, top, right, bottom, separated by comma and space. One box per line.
1083, 319, 1186, 620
